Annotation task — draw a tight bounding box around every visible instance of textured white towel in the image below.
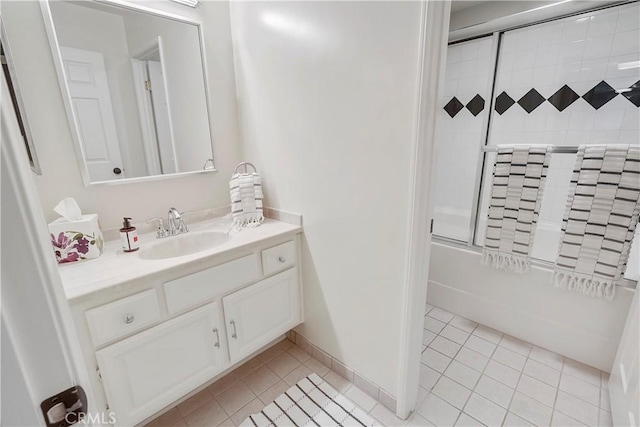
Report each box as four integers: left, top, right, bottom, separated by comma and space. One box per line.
553, 145, 640, 300
230, 172, 264, 229
482, 145, 551, 273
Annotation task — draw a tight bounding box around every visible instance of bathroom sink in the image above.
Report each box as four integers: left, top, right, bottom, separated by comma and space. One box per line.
139, 231, 228, 260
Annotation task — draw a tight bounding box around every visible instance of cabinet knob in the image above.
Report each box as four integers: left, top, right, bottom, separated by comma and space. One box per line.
123, 313, 135, 324
278, 256, 287, 263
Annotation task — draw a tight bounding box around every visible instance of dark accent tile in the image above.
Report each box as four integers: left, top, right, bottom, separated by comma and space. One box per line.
582, 80, 618, 110
466, 94, 485, 116
495, 91, 515, 115
547, 85, 580, 112
444, 97, 465, 118
517, 89, 546, 113
621, 80, 640, 108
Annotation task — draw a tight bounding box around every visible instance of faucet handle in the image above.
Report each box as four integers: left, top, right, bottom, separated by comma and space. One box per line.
146, 217, 168, 238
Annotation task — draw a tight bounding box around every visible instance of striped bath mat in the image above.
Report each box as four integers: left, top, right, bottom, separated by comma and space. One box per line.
482, 145, 551, 273
240, 374, 377, 427
553, 145, 640, 300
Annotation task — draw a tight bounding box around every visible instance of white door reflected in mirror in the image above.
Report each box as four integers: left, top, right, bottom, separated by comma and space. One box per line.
42, 0, 215, 185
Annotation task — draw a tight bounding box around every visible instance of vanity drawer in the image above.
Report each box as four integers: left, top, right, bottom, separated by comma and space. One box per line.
86, 289, 160, 347
262, 240, 296, 276
164, 254, 260, 314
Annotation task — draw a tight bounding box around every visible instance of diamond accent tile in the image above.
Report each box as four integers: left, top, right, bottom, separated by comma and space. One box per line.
517, 89, 546, 113
444, 97, 465, 118
547, 85, 580, 112
495, 91, 515, 115
582, 80, 618, 110
622, 80, 640, 107
466, 94, 485, 116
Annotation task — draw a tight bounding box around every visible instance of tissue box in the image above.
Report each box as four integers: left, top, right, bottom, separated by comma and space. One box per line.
48, 214, 104, 264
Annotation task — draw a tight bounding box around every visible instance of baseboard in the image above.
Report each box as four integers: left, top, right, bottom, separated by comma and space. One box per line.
286, 330, 398, 414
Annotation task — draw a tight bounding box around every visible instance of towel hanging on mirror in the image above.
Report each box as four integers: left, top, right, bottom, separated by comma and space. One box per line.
229, 162, 264, 230
553, 145, 640, 300
482, 145, 551, 273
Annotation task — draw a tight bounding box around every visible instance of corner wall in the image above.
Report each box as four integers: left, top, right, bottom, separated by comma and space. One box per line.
230, 1, 423, 395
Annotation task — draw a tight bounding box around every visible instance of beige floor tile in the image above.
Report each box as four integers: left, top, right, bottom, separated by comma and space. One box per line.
216, 381, 256, 416
242, 365, 279, 395
323, 370, 353, 394
229, 398, 266, 426
287, 345, 311, 363
177, 389, 214, 418
304, 356, 330, 377
183, 399, 228, 427
267, 352, 301, 377
283, 364, 314, 386
257, 344, 285, 363
232, 357, 263, 379
208, 372, 241, 396
145, 408, 184, 427
258, 380, 290, 405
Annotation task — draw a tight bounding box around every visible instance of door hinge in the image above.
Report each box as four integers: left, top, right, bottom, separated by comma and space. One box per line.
144, 80, 152, 91
430, 219, 434, 234
96, 366, 102, 381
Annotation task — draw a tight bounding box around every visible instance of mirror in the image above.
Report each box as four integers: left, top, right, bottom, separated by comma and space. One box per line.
42, 0, 215, 185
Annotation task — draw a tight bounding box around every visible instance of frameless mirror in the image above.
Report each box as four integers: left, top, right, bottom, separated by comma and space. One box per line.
42, 0, 215, 185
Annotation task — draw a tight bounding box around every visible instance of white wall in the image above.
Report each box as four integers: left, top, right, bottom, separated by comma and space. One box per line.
428, 242, 634, 371
0, 0, 242, 230
231, 1, 423, 394
49, 1, 148, 178
122, 10, 212, 172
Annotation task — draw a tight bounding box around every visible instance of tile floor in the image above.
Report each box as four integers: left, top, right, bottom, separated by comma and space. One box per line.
418, 304, 613, 427
144, 305, 614, 427
144, 338, 405, 427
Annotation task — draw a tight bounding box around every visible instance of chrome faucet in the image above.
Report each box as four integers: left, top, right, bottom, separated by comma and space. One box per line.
167, 207, 188, 236
146, 208, 188, 239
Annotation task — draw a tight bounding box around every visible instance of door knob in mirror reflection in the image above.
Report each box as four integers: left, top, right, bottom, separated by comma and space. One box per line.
229, 320, 237, 339
123, 314, 135, 324
113, 167, 122, 175
278, 256, 287, 263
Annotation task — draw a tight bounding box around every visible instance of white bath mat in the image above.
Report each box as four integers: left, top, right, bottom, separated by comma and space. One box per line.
240, 373, 377, 427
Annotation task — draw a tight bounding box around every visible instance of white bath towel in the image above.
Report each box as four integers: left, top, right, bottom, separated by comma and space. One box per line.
482, 145, 551, 273
230, 171, 264, 229
553, 145, 640, 300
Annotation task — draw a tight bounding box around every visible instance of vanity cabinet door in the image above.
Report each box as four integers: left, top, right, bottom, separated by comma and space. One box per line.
96, 302, 226, 426
223, 268, 301, 363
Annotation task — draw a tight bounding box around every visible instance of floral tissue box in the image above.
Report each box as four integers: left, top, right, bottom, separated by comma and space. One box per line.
48, 214, 104, 264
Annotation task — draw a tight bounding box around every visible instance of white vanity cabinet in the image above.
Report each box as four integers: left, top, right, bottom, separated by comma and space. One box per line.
224, 268, 300, 362
95, 302, 226, 427
65, 227, 303, 427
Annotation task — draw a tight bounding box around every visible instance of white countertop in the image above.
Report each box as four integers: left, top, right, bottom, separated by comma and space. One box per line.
58, 217, 302, 301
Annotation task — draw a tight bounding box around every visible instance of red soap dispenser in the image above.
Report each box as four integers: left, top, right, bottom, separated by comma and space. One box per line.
120, 217, 139, 252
